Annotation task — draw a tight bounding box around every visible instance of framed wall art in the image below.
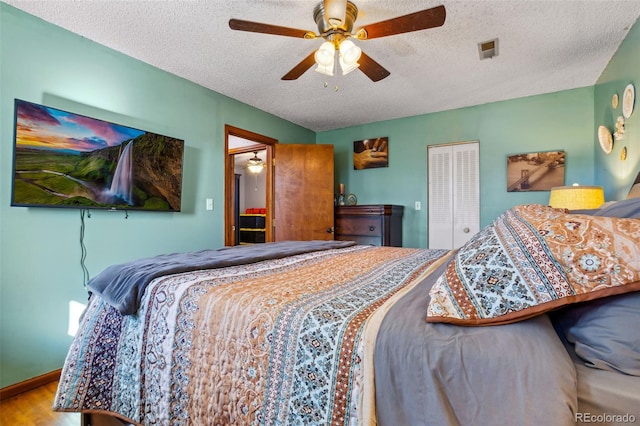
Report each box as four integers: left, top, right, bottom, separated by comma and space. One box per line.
506, 150, 565, 192
353, 137, 389, 170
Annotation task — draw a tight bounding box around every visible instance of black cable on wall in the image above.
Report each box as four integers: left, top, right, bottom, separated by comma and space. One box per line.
80, 209, 91, 289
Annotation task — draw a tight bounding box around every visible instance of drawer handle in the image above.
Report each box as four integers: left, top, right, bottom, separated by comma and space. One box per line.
369, 226, 376, 232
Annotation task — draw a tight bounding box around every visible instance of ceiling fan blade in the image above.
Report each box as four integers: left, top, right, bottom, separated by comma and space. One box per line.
355, 5, 446, 40
229, 18, 314, 39
358, 51, 390, 82
282, 51, 317, 80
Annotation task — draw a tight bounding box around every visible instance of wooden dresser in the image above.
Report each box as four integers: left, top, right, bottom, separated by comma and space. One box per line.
334, 204, 404, 247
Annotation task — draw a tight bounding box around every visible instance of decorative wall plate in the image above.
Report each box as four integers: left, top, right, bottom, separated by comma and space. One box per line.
612, 93, 619, 109
622, 83, 635, 118
346, 193, 358, 206
598, 125, 613, 154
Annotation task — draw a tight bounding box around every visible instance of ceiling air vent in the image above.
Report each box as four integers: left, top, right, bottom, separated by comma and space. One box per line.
478, 38, 499, 60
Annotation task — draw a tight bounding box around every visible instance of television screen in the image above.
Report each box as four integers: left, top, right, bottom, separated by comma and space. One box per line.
11, 99, 185, 211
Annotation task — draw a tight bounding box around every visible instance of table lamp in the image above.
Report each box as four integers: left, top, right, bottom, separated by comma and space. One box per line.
548, 185, 605, 210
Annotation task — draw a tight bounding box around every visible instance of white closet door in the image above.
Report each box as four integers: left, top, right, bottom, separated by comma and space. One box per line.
452, 143, 479, 248
428, 142, 479, 249
428, 145, 453, 249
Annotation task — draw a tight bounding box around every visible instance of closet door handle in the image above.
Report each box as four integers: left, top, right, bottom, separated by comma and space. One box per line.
463, 227, 470, 233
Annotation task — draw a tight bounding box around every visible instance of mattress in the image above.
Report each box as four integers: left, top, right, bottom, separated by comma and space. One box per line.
574, 357, 639, 425
561, 340, 639, 425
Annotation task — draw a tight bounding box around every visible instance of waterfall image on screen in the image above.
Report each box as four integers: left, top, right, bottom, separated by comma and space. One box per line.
11, 99, 185, 211
108, 141, 134, 205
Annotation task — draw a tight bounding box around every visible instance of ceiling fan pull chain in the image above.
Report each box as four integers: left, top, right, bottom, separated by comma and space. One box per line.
322, 81, 339, 92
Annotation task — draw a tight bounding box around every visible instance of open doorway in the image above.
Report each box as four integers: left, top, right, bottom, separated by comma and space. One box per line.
224, 125, 277, 246
234, 149, 267, 244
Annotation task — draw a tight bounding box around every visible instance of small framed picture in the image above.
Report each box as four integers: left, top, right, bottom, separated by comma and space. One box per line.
506, 150, 565, 192
354, 137, 389, 170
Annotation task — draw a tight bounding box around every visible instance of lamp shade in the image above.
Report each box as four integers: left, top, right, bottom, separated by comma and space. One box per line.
338, 39, 361, 75
314, 41, 335, 67
548, 185, 604, 210
339, 40, 361, 65
315, 63, 334, 76
315, 41, 336, 76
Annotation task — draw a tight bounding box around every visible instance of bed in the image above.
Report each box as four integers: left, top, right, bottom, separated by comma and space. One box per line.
53, 201, 640, 425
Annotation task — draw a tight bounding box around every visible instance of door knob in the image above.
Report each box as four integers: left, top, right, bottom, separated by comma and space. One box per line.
463, 227, 470, 233
327, 227, 335, 233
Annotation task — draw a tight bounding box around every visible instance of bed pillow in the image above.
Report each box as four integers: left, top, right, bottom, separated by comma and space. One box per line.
426, 204, 640, 326
572, 197, 640, 218
552, 291, 640, 376
592, 197, 640, 218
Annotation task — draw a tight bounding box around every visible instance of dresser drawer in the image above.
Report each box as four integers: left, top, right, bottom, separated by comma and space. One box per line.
334, 204, 404, 247
335, 217, 382, 237
342, 235, 381, 246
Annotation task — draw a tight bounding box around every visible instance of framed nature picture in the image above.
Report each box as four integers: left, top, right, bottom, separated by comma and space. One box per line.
507, 150, 565, 192
354, 137, 388, 170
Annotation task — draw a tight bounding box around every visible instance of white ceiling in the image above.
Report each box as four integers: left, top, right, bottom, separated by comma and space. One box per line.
4, 0, 640, 132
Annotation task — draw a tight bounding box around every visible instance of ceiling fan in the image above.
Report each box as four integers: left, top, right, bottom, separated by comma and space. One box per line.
229, 0, 446, 82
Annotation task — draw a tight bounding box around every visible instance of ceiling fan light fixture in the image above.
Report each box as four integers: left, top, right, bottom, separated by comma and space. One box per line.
339, 55, 359, 75
246, 151, 265, 174
315, 63, 335, 76
339, 39, 361, 64
230, 3, 445, 83
314, 41, 336, 67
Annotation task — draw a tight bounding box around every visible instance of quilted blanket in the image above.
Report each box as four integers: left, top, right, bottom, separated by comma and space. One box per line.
54, 243, 448, 425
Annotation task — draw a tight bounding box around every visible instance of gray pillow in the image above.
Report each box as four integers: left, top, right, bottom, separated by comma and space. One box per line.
553, 291, 640, 376
591, 197, 640, 218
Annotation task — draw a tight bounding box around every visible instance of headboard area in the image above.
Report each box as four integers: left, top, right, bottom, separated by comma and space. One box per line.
627, 171, 640, 199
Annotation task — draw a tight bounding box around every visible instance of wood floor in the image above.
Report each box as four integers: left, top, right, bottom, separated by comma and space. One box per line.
0, 380, 80, 425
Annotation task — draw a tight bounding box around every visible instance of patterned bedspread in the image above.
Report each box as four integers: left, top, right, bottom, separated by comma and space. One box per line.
54, 244, 448, 425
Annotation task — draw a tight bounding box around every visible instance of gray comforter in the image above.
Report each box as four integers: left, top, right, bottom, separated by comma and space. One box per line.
374, 256, 578, 426
87, 240, 356, 314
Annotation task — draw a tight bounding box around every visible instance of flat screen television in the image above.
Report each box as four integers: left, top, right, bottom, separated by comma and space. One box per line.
11, 99, 185, 212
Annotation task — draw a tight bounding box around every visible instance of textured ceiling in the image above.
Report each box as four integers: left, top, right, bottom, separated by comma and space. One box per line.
4, 0, 640, 132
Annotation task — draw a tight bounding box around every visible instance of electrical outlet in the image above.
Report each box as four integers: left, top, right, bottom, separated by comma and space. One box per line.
415, 201, 421, 210
206, 198, 213, 211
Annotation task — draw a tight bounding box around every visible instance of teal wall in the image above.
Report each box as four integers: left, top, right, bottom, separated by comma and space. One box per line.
317, 87, 595, 248
0, 4, 314, 388
594, 17, 640, 200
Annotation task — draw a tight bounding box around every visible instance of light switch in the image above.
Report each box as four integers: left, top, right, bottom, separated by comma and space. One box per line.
415, 201, 421, 210
206, 198, 213, 210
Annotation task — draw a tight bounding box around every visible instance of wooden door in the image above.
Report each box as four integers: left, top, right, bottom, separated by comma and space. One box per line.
273, 144, 335, 241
